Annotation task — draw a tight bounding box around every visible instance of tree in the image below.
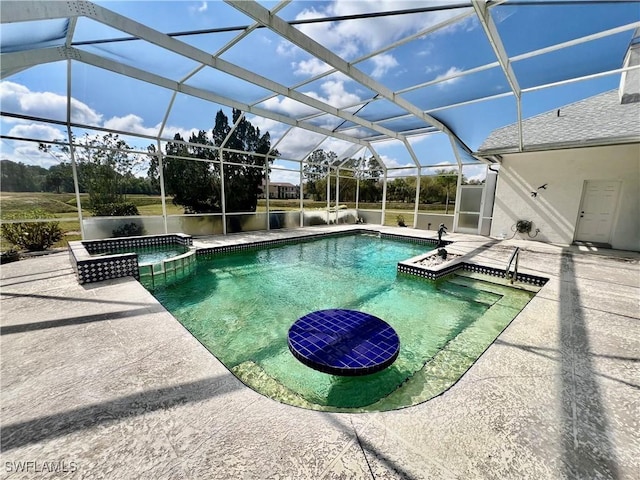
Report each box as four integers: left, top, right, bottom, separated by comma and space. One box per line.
387, 178, 415, 203
434, 169, 460, 214
354, 156, 383, 203
161, 109, 276, 214
40, 133, 144, 214
145, 144, 161, 195
218, 109, 275, 213
162, 131, 221, 213
0, 160, 47, 192
303, 149, 335, 201
44, 163, 75, 193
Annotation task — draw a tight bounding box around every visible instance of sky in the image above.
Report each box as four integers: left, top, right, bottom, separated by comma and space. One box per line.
1, 0, 637, 185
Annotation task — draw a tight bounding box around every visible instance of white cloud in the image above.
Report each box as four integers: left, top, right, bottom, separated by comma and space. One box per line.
417, 45, 434, 57
103, 114, 159, 137
274, 128, 327, 160
7, 123, 64, 142
270, 169, 301, 185
0, 137, 66, 168
463, 164, 487, 183
434, 66, 464, 88
259, 80, 361, 117
102, 114, 205, 146
248, 116, 288, 140
260, 96, 319, 118
370, 54, 399, 79
0, 81, 102, 125
308, 80, 361, 108
0, 81, 213, 166
381, 154, 416, 173
276, 41, 300, 57
243, 117, 330, 161
13, 144, 63, 168
188, 1, 208, 15
295, 1, 466, 60
293, 57, 331, 77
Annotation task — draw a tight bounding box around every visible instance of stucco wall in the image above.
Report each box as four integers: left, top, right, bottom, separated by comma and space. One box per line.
491, 143, 640, 251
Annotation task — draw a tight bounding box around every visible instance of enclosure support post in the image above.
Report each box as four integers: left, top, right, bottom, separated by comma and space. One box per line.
335, 169, 340, 224
381, 170, 388, 226
66, 59, 85, 240
413, 171, 421, 229
265, 160, 270, 231
326, 169, 331, 223
157, 141, 168, 234
299, 161, 304, 228
68, 135, 85, 240
220, 149, 227, 235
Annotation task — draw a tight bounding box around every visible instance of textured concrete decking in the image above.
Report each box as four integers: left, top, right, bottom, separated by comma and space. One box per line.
1, 226, 638, 479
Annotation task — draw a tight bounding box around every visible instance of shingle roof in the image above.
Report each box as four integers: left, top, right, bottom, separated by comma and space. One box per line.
477, 90, 640, 154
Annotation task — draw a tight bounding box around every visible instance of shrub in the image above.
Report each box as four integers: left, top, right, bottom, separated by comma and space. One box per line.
91, 202, 140, 216
112, 222, 146, 238
1, 209, 63, 251
0, 248, 20, 264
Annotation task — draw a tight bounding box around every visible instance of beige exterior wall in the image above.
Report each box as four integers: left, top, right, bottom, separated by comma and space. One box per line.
491, 143, 640, 251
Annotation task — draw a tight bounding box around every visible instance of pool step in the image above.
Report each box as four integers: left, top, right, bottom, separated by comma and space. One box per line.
437, 279, 502, 306
447, 274, 535, 310
455, 269, 543, 293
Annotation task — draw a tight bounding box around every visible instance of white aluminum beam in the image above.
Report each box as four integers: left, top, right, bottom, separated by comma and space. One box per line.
226, 0, 474, 155
473, 0, 523, 152
62, 2, 411, 146
214, 1, 289, 58
1, 46, 70, 73
251, 6, 474, 110
140, 6, 418, 155
0, 1, 91, 23
67, 47, 370, 148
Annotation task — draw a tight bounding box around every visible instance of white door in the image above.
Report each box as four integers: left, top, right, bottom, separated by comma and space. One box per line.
575, 180, 621, 244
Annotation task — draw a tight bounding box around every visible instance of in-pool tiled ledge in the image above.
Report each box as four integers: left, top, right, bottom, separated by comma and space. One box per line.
68, 233, 192, 284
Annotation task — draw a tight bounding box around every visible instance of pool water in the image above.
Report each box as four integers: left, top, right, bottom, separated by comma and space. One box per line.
152, 235, 534, 412
96, 244, 189, 264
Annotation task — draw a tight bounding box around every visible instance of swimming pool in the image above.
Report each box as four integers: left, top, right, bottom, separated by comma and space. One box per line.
152, 234, 534, 412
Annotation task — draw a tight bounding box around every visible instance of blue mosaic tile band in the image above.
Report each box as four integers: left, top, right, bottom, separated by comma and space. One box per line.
288, 309, 400, 376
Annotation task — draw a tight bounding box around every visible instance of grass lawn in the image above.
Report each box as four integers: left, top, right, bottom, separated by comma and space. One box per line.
0, 193, 452, 250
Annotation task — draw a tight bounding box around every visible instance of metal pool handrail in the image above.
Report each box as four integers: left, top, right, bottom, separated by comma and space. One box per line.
505, 246, 520, 284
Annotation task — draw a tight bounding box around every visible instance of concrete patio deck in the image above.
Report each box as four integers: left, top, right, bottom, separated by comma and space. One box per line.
1, 226, 638, 479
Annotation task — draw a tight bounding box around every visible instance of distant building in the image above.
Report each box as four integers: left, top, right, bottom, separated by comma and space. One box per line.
258, 180, 300, 199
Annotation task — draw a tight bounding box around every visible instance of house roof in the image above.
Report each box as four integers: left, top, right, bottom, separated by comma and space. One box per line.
478, 90, 640, 155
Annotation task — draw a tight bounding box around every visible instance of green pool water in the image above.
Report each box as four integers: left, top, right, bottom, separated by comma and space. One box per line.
95, 244, 189, 264
152, 234, 534, 412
